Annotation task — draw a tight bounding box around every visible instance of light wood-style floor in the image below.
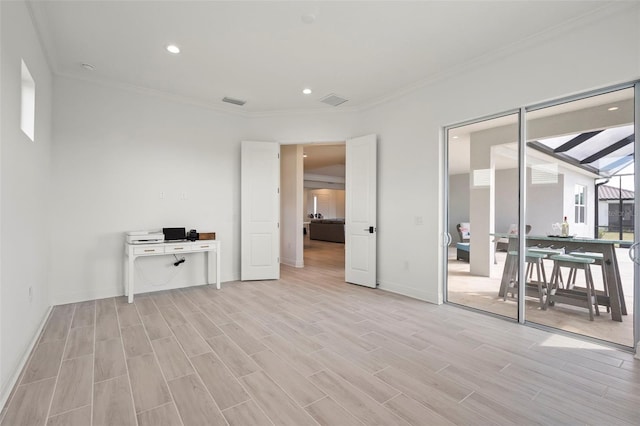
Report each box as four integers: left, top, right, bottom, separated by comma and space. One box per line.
2, 238, 639, 425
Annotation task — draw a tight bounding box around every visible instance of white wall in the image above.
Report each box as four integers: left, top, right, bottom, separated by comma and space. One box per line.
50, 76, 246, 303
306, 189, 345, 219
357, 3, 640, 303
280, 145, 303, 267
448, 174, 470, 242
46, 4, 639, 309
0, 0, 53, 404
494, 169, 518, 234
526, 169, 565, 236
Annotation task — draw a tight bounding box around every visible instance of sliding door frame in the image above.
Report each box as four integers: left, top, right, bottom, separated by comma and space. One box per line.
442, 108, 523, 323
443, 80, 640, 352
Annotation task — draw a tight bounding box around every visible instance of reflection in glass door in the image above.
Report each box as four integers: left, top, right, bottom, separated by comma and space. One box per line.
524, 88, 635, 347
446, 113, 520, 319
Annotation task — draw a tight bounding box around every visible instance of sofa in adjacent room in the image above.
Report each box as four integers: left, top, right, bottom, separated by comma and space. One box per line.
309, 219, 345, 243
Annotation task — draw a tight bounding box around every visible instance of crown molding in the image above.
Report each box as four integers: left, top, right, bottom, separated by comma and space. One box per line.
26, 0, 59, 74
357, 1, 636, 112
245, 104, 360, 118
57, 71, 362, 118
56, 71, 251, 118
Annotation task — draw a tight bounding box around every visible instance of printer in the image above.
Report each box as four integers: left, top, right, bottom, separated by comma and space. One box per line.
126, 230, 165, 244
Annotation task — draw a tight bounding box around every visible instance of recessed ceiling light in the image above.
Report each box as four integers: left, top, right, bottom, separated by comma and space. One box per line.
452, 135, 459, 139
166, 44, 180, 54
302, 88, 312, 95
608, 106, 619, 111
81, 63, 95, 71
303, 153, 308, 158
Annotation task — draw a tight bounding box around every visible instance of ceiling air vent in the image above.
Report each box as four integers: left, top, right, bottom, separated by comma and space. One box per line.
320, 94, 348, 107
222, 97, 246, 106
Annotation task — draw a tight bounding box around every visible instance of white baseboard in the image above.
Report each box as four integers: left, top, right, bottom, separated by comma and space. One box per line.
281, 257, 304, 268
52, 276, 238, 306
0, 305, 53, 411
377, 280, 439, 304
52, 287, 124, 306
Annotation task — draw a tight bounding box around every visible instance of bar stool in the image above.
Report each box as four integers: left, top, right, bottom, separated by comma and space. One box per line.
527, 247, 564, 287
546, 254, 599, 321
503, 250, 547, 308
567, 251, 609, 313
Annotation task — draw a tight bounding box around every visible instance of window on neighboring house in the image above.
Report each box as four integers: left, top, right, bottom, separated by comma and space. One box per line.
21, 59, 36, 141
575, 184, 586, 223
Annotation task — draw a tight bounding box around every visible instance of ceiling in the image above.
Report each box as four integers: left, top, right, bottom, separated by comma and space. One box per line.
28, 1, 616, 114
303, 144, 345, 173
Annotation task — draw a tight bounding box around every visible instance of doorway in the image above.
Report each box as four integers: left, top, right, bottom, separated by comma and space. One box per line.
281, 143, 346, 273
279, 135, 378, 288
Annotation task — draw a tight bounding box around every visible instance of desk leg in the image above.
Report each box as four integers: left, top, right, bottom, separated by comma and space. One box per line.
206, 247, 221, 290
603, 245, 622, 321
128, 256, 135, 304
216, 246, 221, 289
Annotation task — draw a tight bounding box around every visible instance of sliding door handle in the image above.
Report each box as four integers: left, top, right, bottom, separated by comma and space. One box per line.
629, 242, 640, 264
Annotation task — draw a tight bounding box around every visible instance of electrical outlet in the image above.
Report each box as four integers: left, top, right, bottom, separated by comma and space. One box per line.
159, 191, 165, 199
415, 216, 424, 225
28, 286, 33, 302
181, 192, 188, 200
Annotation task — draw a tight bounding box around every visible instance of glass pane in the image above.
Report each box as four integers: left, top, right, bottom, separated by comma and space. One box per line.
525, 87, 634, 347
447, 113, 519, 320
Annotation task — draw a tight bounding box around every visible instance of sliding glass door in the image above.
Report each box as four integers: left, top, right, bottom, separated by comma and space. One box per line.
524, 87, 636, 347
446, 113, 520, 320
445, 83, 638, 349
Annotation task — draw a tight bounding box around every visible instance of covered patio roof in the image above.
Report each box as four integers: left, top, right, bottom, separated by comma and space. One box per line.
528, 124, 634, 178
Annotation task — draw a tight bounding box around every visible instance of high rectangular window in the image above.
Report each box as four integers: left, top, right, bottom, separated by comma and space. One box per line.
21, 59, 35, 141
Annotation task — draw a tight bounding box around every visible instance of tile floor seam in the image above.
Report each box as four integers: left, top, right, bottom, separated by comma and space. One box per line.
253, 367, 323, 426
47, 404, 91, 420
434, 363, 452, 374
457, 390, 475, 404
378, 390, 403, 406
190, 337, 253, 400
307, 371, 376, 426
217, 396, 254, 413
381, 392, 403, 406
133, 297, 185, 426
44, 303, 77, 423
134, 401, 174, 417
93, 373, 129, 385
89, 302, 97, 426
114, 297, 142, 426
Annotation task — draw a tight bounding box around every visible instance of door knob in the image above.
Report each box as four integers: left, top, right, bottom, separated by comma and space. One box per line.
363, 226, 376, 233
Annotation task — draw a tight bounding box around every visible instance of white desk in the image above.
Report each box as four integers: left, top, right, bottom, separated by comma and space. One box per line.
124, 240, 221, 303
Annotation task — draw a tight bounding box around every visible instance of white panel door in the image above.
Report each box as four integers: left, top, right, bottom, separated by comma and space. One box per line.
241, 141, 280, 281
346, 134, 377, 287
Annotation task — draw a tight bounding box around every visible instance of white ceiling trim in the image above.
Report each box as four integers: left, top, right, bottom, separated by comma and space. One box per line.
26, 0, 58, 73
357, 1, 629, 113
56, 71, 251, 118
27, 1, 631, 117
